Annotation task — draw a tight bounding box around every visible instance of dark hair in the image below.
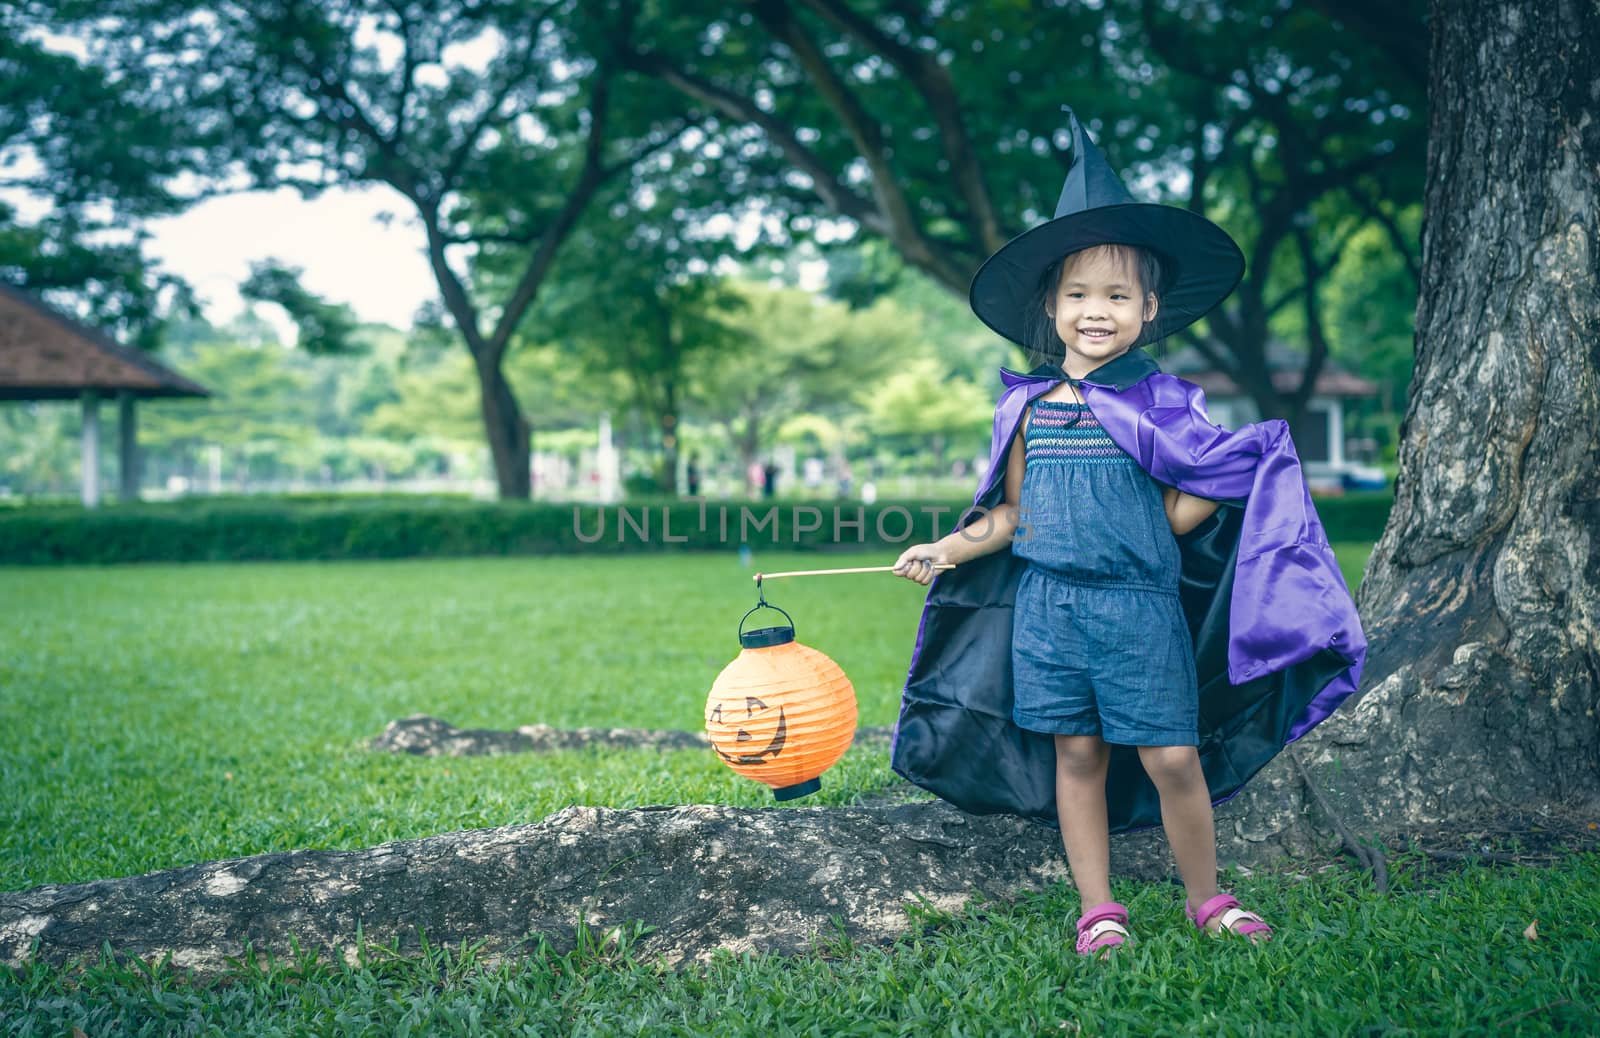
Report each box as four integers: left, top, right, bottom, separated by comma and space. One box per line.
1021, 243, 1166, 370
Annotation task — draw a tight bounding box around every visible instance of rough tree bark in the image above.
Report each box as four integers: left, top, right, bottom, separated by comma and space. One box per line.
1303, 0, 1600, 829
4, 802, 1155, 975
476, 361, 533, 499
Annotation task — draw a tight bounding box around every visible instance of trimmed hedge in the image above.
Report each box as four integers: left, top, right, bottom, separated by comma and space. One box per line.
0, 492, 1394, 565
1308, 491, 1395, 544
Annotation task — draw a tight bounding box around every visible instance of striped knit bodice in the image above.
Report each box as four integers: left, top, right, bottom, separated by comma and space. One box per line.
1023, 399, 1135, 468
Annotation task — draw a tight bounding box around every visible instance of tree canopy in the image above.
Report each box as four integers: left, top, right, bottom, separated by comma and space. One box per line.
18, 0, 1427, 495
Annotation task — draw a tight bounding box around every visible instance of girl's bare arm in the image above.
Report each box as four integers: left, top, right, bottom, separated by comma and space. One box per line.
893, 415, 1027, 583
940, 422, 1026, 565
1162, 485, 1220, 536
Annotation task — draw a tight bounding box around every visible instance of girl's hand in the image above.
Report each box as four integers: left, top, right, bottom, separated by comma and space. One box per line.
892, 543, 951, 585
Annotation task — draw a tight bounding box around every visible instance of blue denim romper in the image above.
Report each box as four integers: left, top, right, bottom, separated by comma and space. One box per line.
1009, 398, 1199, 745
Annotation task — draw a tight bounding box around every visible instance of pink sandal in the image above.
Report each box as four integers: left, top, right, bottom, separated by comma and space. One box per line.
1075, 901, 1130, 957
1186, 893, 1272, 942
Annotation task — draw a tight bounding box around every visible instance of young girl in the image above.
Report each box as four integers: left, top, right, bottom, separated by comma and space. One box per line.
888, 109, 1365, 957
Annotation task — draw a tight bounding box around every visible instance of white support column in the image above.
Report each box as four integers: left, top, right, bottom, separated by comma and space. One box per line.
81, 390, 101, 508
118, 391, 140, 502
597, 411, 620, 503
1327, 398, 1346, 469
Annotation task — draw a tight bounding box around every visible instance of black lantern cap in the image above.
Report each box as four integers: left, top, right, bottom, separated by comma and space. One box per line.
740, 624, 796, 649
774, 777, 822, 801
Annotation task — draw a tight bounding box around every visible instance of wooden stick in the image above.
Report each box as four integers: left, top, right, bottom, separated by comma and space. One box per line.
754, 564, 956, 580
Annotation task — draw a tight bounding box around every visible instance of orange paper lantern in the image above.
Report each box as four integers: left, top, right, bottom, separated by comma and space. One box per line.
705, 599, 858, 800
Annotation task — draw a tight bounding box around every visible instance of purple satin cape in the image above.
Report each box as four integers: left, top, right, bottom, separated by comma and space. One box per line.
889, 352, 1366, 831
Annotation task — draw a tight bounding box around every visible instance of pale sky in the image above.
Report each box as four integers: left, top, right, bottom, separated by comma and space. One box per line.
21, 24, 832, 343
144, 184, 439, 339
141, 186, 829, 344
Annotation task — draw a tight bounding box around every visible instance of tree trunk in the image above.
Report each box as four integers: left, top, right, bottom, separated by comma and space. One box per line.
658, 421, 680, 496
727, 410, 762, 496
3, 801, 1187, 975
477, 356, 531, 500
1305, 0, 1600, 828
658, 382, 680, 496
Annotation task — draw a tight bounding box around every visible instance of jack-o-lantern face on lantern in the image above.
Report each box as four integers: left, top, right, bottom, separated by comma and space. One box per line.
707, 695, 787, 765
705, 612, 858, 800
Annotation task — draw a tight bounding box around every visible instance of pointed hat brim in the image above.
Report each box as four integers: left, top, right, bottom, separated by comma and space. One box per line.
970, 202, 1244, 349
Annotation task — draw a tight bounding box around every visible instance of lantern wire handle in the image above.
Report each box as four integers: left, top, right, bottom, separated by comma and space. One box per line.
739, 587, 794, 642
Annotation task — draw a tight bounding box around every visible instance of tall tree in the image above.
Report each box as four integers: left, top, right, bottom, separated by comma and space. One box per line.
1312, 0, 1600, 830
138, 330, 316, 488
614, 0, 1425, 429
863, 357, 991, 474
685, 281, 911, 482
0, 6, 218, 346
59, 0, 695, 498
1133, 0, 1425, 427
528, 223, 745, 496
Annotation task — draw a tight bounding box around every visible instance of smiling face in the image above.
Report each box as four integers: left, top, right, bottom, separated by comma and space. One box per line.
1046, 244, 1159, 378
706, 695, 788, 766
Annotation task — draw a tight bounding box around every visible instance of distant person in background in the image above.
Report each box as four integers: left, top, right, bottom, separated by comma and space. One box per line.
836, 459, 853, 498
686, 453, 701, 496
762, 460, 778, 499
803, 456, 825, 489
747, 459, 764, 496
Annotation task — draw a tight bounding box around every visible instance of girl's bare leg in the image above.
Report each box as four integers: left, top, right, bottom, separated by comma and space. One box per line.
1136, 744, 1220, 914
1054, 733, 1113, 906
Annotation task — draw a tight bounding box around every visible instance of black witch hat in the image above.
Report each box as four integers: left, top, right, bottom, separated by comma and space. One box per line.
970, 107, 1244, 350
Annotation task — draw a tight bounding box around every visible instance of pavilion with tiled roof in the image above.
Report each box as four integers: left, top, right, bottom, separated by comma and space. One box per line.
0, 282, 208, 505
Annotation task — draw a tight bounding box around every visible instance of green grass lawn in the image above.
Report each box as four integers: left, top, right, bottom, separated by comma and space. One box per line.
0, 551, 924, 890
5, 545, 1596, 1035
1333, 542, 1371, 592
6, 853, 1597, 1036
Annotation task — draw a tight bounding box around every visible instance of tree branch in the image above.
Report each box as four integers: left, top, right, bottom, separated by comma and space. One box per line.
413, 190, 488, 358
1298, 0, 1427, 87
313, 62, 392, 149
439, 118, 697, 249
796, 0, 1006, 254
1263, 283, 1305, 320
1262, 215, 1361, 318
270, 17, 406, 181
485, 67, 618, 363
618, 47, 887, 237
443, 228, 541, 248
387, 0, 420, 150
600, 115, 698, 180
437, 7, 559, 193
1177, 327, 1239, 379
1290, 224, 1332, 415
1239, 187, 1290, 340
749, 0, 972, 291
1345, 181, 1421, 286
1203, 296, 1240, 349
1187, 113, 1243, 215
